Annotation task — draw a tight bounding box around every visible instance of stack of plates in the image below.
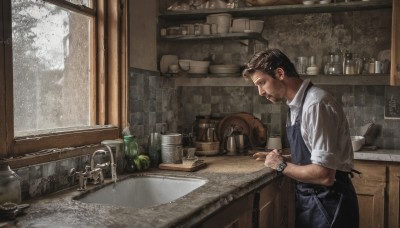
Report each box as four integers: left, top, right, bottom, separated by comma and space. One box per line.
209, 64, 241, 74
188, 60, 210, 74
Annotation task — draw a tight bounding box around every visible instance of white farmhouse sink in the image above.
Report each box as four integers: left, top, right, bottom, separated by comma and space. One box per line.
76, 175, 207, 208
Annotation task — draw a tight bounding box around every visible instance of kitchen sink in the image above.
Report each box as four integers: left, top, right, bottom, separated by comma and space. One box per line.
75, 174, 207, 208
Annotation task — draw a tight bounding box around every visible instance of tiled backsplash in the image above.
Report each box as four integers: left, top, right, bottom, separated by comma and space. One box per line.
15, 154, 90, 201
177, 84, 400, 150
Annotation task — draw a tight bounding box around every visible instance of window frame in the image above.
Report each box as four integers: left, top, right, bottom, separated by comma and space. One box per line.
0, 0, 128, 165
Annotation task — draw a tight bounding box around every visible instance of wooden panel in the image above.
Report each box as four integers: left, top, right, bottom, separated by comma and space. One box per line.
353, 160, 387, 182
354, 184, 385, 228
390, 0, 400, 85
352, 161, 386, 228
2, 0, 13, 157
13, 127, 119, 155
388, 164, 400, 228
0, 0, 7, 157
199, 193, 254, 228
258, 176, 295, 228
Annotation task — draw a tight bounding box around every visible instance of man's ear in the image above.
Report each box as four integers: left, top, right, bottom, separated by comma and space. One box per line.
276, 67, 285, 80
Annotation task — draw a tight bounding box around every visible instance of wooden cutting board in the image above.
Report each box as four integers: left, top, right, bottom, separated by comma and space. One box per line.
158, 161, 207, 172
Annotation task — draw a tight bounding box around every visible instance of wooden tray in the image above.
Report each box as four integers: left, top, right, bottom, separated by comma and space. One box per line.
158, 161, 207, 172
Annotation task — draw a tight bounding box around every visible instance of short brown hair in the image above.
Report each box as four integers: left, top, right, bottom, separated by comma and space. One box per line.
242, 49, 299, 80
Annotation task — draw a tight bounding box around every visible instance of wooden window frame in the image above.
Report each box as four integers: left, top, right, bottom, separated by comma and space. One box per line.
0, 0, 128, 167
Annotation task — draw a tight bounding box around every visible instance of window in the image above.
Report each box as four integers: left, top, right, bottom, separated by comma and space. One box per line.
12, 0, 91, 136
0, 0, 127, 163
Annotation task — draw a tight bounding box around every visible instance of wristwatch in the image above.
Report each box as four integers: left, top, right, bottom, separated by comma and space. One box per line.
276, 161, 287, 175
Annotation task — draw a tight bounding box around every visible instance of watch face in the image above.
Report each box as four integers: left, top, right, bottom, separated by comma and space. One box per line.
277, 162, 287, 172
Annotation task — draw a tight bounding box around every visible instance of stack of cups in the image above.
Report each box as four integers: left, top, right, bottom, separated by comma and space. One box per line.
161, 133, 183, 164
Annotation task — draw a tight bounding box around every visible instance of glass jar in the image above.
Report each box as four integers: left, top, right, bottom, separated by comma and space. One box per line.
123, 135, 138, 158
0, 161, 21, 204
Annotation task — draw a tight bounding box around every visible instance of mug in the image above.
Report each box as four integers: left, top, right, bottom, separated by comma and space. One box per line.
266, 136, 282, 151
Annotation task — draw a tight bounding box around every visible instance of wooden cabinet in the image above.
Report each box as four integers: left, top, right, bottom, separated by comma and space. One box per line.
388, 164, 400, 228
197, 192, 254, 228
197, 175, 295, 228
257, 176, 295, 228
352, 160, 400, 228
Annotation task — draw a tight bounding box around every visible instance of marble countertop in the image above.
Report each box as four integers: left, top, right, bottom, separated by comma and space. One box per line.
14, 156, 276, 228
9, 149, 400, 227
354, 149, 400, 162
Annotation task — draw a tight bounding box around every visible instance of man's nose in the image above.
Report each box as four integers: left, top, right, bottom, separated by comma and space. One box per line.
258, 86, 265, 96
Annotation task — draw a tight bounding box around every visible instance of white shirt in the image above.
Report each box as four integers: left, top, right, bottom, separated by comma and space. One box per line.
287, 79, 354, 172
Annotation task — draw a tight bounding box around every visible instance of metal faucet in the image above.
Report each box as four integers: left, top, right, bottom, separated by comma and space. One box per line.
91, 146, 117, 183
72, 146, 118, 191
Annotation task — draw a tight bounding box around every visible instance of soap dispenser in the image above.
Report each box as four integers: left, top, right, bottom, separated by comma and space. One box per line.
0, 160, 21, 204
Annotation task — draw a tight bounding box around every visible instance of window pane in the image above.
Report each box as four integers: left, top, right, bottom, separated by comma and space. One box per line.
65, 0, 94, 9
12, 0, 91, 136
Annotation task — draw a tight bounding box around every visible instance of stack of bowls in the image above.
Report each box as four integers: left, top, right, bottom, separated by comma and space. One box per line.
161, 133, 183, 164
206, 13, 232, 34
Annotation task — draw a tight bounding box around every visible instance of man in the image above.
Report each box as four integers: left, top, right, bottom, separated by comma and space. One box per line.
243, 49, 359, 228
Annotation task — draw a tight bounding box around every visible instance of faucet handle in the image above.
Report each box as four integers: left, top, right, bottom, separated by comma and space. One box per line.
95, 162, 110, 170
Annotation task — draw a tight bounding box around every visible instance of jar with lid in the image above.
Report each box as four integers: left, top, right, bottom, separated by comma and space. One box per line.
344, 52, 355, 75
124, 135, 138, 158
0, 160, 21, 204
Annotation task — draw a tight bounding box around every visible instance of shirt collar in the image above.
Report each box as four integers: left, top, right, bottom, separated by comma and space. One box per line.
287, 79, 311, 110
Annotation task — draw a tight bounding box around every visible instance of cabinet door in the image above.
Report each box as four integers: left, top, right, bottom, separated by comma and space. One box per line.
258, 176, 295, 228
352, 161, 386, 228
198, 193, 254, 228
388, 164, 400, 228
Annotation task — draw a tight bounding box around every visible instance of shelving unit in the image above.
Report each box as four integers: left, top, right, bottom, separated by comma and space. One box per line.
174, 74, 390, 87
159, 1, 392, 86
160, 32, 268, 44
159, 1, 392, 20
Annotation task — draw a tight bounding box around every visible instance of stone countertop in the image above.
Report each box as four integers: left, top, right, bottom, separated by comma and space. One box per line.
354, 149, 400, 162
14, 156, 276, 228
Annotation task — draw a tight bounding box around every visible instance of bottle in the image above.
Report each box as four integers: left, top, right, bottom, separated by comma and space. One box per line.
123, 135, 138, 158
0, 160, 22, 204
344, 52, 355, 75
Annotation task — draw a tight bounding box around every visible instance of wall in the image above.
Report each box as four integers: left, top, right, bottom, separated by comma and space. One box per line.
129, 0, 158, 71
156, 8, 400, 150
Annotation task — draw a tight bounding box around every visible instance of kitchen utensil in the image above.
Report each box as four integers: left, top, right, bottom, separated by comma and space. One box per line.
226, 136, 237, 155
235, 134, 245, 153
161, 145, 183, 164
161, 133, 182, 145
217, 112, 267, 149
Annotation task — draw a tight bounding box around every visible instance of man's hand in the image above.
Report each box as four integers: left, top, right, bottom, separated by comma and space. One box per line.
265, 150, 284, 170
252, 152, 269, 161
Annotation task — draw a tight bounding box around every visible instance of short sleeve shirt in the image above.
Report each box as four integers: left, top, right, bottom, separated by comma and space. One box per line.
286, 79, 354, 172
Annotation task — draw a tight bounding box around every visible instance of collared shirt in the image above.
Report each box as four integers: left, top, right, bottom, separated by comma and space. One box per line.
287, 79, 353, 172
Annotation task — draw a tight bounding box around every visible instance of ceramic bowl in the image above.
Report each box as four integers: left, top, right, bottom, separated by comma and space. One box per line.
351, 136, 365, 152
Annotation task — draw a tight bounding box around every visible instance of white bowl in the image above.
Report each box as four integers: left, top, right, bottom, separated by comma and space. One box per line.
249, 20, 264, 33
190, 60, 210, 67
178, 59, 191, 71
351, 136, 365, 152
232, 18, 250, 33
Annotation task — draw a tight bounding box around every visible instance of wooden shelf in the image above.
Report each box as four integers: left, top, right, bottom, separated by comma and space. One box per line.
159, 1, 392, 20
160, 32, 268, 44
173, 74, 390, 87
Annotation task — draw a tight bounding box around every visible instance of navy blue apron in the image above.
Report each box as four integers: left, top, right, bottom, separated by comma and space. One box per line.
286, 83, 359, 228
